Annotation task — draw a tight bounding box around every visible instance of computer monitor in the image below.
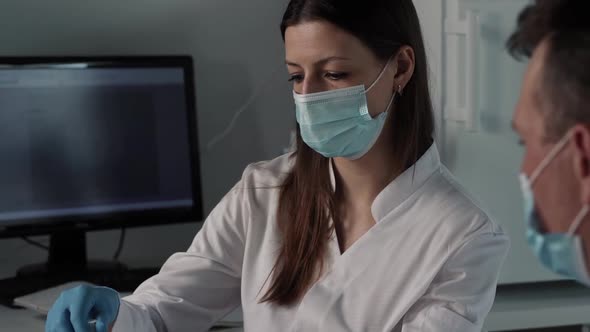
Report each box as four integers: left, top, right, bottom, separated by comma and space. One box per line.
0, 56, 203, 299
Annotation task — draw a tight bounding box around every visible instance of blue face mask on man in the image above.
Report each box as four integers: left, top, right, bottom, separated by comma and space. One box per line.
293, 60, 397, 160
520, 131, 590, 286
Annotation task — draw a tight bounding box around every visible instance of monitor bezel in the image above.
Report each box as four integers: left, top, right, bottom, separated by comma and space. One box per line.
0, 56, 203, 238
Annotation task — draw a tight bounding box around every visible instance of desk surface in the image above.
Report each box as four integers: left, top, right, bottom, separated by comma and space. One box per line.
0, 305, 46, 332
0, 305, 244, 332
483, 282, 590, 331
3, 282, 590, 332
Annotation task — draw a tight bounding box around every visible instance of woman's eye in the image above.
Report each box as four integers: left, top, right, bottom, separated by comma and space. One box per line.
288, 74, 303, 83
325, 72, 348, 81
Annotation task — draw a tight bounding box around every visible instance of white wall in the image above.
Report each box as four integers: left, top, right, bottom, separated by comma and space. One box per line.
415, 0, 560, 284
0, 0, 293, 276
413, 0, 444, 147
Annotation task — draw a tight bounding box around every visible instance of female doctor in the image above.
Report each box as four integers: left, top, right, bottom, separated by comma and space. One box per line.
46, 0, 509, 331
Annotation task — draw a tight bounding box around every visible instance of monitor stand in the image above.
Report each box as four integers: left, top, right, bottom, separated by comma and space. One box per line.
17, 230, 126, 278
0, 230, 159, 307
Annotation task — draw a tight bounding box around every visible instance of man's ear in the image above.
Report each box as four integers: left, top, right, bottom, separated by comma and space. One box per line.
571, 124, 590, 205
391, 46, 415, 93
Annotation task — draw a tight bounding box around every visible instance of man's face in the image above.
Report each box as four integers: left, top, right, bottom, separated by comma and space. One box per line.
513, 40, 581, 234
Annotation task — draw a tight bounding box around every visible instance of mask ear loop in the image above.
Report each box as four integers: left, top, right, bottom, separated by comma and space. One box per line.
530, 131, 574, 184
366, 55, 396, 93
390, 84, 404, 107
376, 84, 403, 118
382, 91, 396, 114
568, 205, 590, 236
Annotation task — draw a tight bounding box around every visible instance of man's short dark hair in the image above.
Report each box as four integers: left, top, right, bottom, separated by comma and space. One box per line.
508, 0, 590, 141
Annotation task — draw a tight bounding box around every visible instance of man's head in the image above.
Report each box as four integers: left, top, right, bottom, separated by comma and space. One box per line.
510, 0, 590, 277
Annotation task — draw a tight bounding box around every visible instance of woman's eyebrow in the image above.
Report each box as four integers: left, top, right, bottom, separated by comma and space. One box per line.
286, 56, 351, 67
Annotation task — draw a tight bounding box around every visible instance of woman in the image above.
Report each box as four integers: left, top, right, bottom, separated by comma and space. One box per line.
46, 0, 509, 331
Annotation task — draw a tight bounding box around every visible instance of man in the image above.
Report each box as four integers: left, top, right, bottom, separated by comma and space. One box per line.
510, 0, 590, 284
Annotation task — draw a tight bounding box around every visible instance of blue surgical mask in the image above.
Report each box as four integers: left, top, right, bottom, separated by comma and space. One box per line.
520, 132, 590, 285
293, 61, 396, 159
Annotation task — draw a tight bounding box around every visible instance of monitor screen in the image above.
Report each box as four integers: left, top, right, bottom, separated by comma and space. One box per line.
0, 57, 201, 232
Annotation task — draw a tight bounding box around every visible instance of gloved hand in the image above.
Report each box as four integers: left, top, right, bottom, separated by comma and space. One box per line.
45, 285, 120, 332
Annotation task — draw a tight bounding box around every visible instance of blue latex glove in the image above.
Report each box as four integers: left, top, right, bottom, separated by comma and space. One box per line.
45, 285, 120, 332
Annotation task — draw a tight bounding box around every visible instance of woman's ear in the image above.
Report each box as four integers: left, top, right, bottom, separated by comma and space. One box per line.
391, 46, 415, 92
571, 124, 590, 205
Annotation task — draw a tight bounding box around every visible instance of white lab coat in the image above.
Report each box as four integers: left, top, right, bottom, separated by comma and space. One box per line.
113, 143, 509, 332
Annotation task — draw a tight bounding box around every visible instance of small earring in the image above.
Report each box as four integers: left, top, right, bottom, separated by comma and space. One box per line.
398, 85, 404, 96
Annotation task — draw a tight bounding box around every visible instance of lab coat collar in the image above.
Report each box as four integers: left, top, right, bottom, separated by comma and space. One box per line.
328, 142, 441, 222
372, 142, 441, 222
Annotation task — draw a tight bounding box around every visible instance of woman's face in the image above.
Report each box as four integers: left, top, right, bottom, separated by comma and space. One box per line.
285, 20, 398, 118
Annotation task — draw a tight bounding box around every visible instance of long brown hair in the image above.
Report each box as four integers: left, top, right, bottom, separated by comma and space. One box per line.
261, 0, 435, 305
